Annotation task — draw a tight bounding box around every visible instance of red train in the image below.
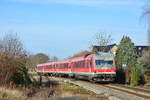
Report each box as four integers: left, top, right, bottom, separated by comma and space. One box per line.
36, 52, 116, 82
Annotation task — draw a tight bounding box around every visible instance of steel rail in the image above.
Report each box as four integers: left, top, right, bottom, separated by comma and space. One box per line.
102, 84, 150, 99
104, 84, 150, 97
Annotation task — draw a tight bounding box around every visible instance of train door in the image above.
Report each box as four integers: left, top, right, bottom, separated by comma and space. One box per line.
85, 58, 93, 73
70, 62, 74, 72
68, 62, 71, 72
84, 60, 88, 72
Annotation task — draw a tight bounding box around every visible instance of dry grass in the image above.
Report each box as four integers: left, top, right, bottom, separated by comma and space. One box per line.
0, 76, 109, 100
0, 86, 24, 99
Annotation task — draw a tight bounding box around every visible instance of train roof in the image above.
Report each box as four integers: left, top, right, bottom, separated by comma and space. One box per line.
94, 52, 114, 57
37, 59, 70, 67
37, 52, 114, 67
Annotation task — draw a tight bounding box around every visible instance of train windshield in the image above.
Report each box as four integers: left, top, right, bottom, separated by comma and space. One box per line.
95, 60, 113, 65
95, 60, 114, 69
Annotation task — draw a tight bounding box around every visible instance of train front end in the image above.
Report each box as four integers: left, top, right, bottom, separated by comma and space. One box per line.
93, 52, 116, 82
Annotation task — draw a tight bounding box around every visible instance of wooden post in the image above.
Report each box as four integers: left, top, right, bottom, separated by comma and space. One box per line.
39, 74, 42, 85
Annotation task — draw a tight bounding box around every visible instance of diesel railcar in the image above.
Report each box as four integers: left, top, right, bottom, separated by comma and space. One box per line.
36, 52, 116, 82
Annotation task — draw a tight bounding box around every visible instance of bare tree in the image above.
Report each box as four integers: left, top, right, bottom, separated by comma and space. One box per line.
49, 56, 59, 62
0, 33, 26, 58
0, 33, 28, 85
96, 32, 113, 46
142, 0, 150, 45
91, 32, 113, 52
140, 1, 150, 81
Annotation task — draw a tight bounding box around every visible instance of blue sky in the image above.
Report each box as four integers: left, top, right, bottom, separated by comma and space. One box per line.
0, 0, 148, 59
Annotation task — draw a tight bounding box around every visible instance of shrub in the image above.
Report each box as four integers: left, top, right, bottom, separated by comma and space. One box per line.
130, 66, 141, 86
116, 68, 125, 84
12, 61, 32, 86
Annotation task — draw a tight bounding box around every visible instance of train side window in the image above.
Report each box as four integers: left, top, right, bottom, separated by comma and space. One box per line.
77, 62, 79, 68
78, 62, 80, 68
81, 61, 84, 68
63, 63, 65, 68
65, 63, 68, 68
58, 64, 60, 68
73, 62, 76, 68
75, 62, 78, 68
60, 64, 61, 68
63, 64, 65, 68
59, 64, 61, 69
76, 62, 78, 68
72, 63, 74, 68
80, 61, 82, 67
66, 63, 68, 68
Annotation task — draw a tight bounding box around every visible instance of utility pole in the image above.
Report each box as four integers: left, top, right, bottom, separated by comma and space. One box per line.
148, 17, 150, 46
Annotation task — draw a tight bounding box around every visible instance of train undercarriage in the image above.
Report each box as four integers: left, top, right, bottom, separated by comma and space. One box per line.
38, 71, 116, 82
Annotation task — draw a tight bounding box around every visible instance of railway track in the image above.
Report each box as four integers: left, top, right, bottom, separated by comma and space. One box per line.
102, 84, 150, 99
104, 84, 150, 98
50, 76, 150, 100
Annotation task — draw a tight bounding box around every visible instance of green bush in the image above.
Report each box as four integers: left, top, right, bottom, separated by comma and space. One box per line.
12, 61, 32, 86
116, 68, 125, 84
130, 66, 141, 86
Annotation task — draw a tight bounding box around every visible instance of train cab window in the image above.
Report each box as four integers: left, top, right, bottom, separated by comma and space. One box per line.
95, 60, 104, 65
95, 60, 113, 65
107, 61, 113, 65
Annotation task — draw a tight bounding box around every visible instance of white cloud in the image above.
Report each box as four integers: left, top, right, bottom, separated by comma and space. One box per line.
5, 0, 144, 6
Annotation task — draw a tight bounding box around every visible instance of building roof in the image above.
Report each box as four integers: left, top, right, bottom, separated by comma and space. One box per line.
92, 44, 117, 52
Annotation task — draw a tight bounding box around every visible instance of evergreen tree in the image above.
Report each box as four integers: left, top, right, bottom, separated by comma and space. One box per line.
116, 36, 137, 68
116, 36, 138, 85
130, 66, 141, 86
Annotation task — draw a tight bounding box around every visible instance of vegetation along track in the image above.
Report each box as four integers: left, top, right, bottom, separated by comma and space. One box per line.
50, 76, 150, 100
